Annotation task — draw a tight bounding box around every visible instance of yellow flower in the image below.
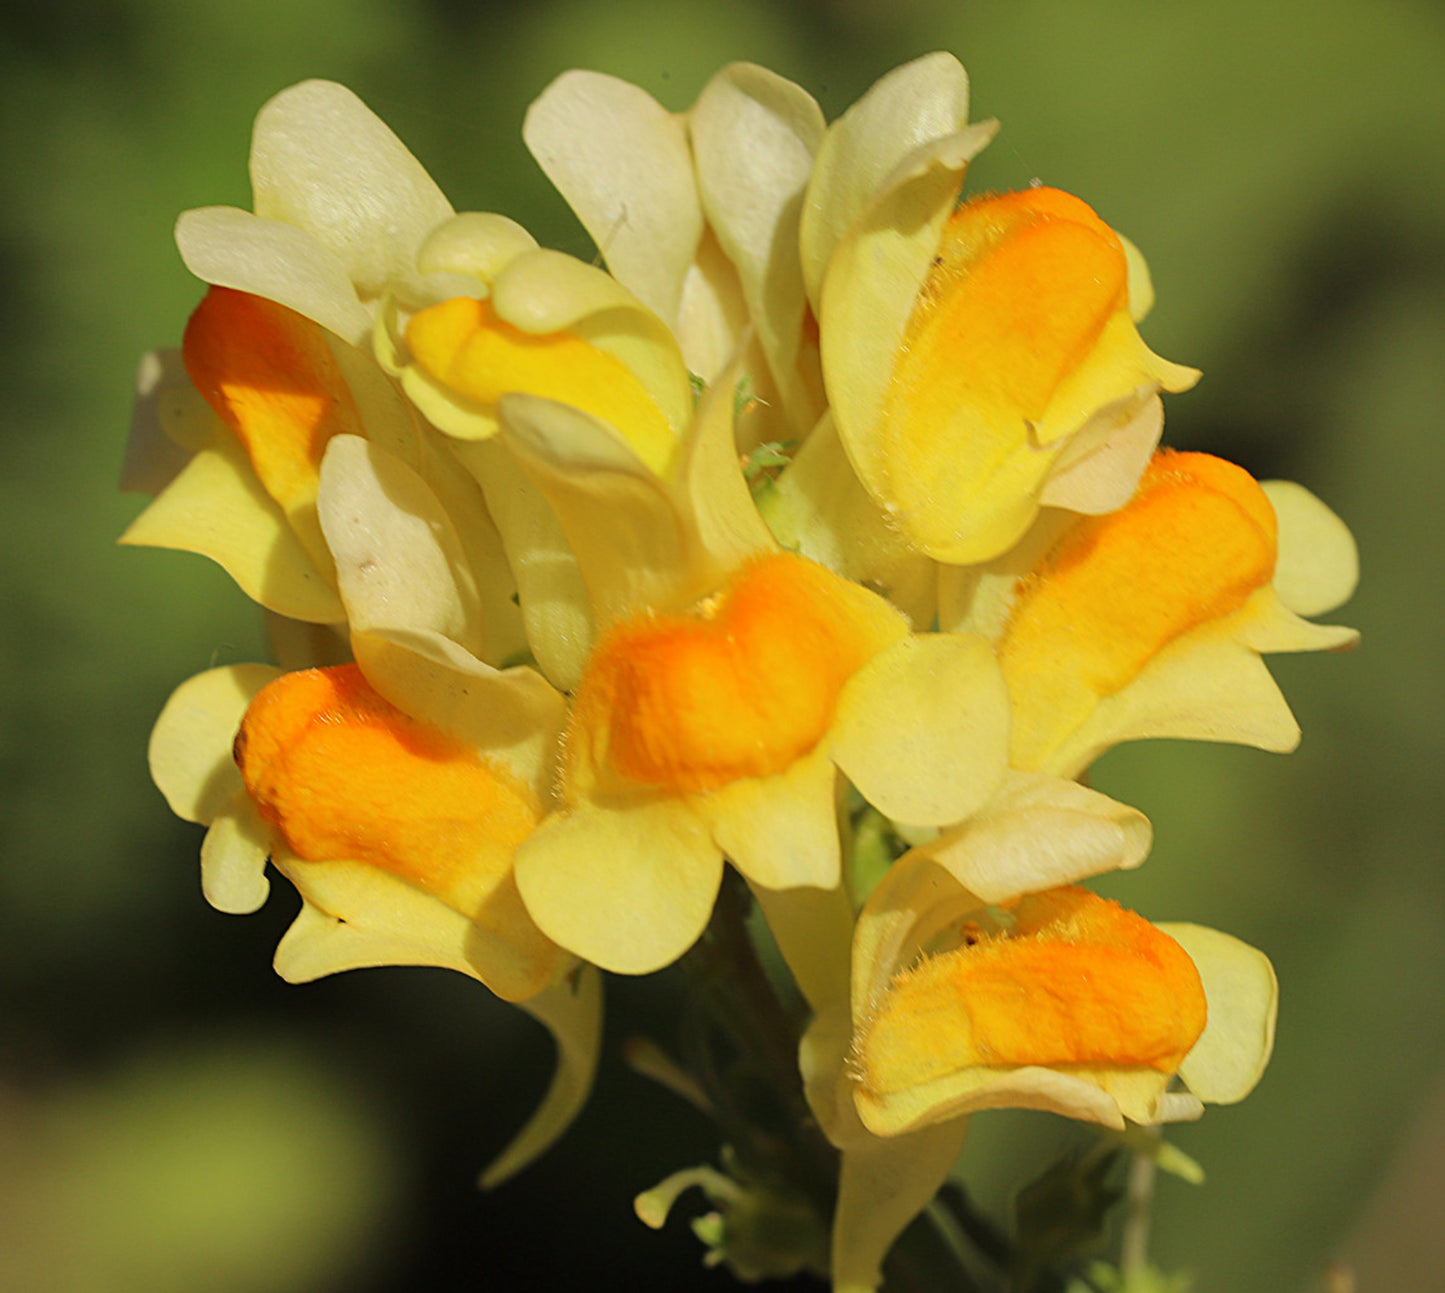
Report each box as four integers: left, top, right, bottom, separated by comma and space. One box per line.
148, 658, 596, 1186
804, 54, 1197, 564
495, 371, 1011, 975
122, 283, 525, 664
941, 449, 1360, 776
801, 774, 1275, 1292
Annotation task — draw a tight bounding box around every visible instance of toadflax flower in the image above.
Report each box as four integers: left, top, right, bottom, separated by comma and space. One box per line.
149, 652, 599, 1186
122, 284, 522, 663
123, 50, 1363, 1292
802, 772, 1276, 1292
488, 366, 1012, 975
940, 449, 1360, 775
801, 53, 1197, 565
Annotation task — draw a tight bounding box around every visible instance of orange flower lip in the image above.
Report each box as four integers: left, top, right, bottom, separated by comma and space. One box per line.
999, 450, 1280, 768
235, 664, 541, 910
908, 187, 1128, 418
880, 188, 1128, 498
859, 886, 1207, 1096
567, 553, 906, 796
183, 286, 362, 516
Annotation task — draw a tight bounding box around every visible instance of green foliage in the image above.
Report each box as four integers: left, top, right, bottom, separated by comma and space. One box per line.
1011, 1147, 1125, 1292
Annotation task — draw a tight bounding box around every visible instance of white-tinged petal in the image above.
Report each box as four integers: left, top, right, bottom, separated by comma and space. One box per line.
1038, 394, 1164, 515
524, 70, 703, 324
200, 791, 272, 914
1162, 923, 1278, 1105
480, 966, 604, 1187
831, 634, 1010, 827
701, 743, 839, 891
690, 63, 825, 431
122, 349, 211, 494
1262, 480, 1360, 616
318, 435, 480, 650
250, 80, 453, 300
801, 52, 974, 309
119, 430, 344, 624
149, 664, 282, 824
914, 772, 1152, 903
514, 797, 723, 975
852, 856, 982, 1022
176, 206, 372, 344
831, 1118, 972, 1293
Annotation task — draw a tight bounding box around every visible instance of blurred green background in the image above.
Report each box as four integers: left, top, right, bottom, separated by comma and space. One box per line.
2, 0, 1442, 1289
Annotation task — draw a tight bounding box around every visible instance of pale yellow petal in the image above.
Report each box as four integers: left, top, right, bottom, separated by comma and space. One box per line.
1262, 479, 1360, 616
175, 206, 372, 345
915, 772, 1152, 903
317, 435, 480, 650
690, 63, 825, 430
250, 80, 453, 300
513, 797, 723, 975
415, 211, 538, 281
200, 791, 273, 914
524, 70, 702, 323
1038, 625, 1305, 780
481, 966, 604, 1187
498, 394, 712, 625
149, 664, 281, 824
450, 437, 594, 689
122, 349, 210, 494
856, 1062, 1128, 1137
751, 881, 855, 1015
1038, 394, 1164, 515
801, 52, 974, 308
672, 357, 778, 572
832, 1118, 972, 1293
700, 743, 839, 890
816, 119, 997, 544
120, 430, 344, 624
831, 634, 1010, 827
1162, 923, 1279, 1105
1120, 234, 1156, 322
273, 853, 559, 1003
1234, 591, 1360, 654
673, 227, 751, 384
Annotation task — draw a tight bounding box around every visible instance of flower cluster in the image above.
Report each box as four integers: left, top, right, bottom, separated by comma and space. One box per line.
125, 53, 1358, 1290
